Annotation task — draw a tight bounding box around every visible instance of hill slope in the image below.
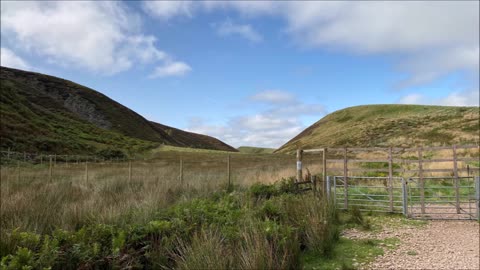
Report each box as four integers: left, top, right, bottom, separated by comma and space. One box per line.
276, 104, 479, 153
0, 66, 236, 154
150, 122, 237, 151
237, 146, 275, 154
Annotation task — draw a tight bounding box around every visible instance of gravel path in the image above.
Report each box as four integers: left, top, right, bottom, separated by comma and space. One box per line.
349, 220, 480, 270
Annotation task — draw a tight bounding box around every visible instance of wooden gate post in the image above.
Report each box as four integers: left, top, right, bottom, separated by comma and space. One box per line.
344, 147, 348, 209
296, 149, 303, 182
418, 147, 425, 214
388, 147, 394, 212
453, 145, 460, 214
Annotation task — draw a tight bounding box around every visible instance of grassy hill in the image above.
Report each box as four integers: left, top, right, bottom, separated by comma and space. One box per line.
237, 146, 275, 154
276, 104, 479, 153
0, 66, 236, 155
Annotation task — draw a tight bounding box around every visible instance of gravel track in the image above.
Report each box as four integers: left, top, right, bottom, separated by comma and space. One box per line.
347, 220, 480, 270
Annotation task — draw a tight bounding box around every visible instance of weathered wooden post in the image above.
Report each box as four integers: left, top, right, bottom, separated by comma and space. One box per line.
418, 147, 425, 214
453, 145, 460, 214
344, 147, 348, 209
388, 147, 394, 212
227, 154, 231, 188
296, 149, 303, 182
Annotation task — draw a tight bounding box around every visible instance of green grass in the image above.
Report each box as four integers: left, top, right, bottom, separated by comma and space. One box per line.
277, 104, 479, 153
302, 237, 385, 270
0, 178, 339, 269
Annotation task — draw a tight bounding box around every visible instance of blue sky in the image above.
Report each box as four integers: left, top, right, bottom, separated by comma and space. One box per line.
1, 1, 479, 148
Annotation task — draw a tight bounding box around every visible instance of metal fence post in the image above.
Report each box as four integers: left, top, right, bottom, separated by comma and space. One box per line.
402, 178, 408, 217
326, 176, 331, 200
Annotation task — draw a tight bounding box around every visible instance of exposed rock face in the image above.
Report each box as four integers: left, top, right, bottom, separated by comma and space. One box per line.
1, 67, 112, 130
64, 94, 111, 129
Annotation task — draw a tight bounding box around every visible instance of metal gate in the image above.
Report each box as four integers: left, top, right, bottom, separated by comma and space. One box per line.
332, 176, 406, 214
329, 176, 480, 220
406, 176, 480, 220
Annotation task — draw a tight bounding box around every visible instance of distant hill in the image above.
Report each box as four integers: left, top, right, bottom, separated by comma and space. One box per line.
0, 66, 236, 155
237, 146, 275, 154
150, 122, 237, 152
276, 104, 479, 153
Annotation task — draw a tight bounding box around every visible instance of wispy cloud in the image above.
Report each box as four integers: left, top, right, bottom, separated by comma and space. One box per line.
149, 61, 192, 78
0, 47, 30, 70
215, 20, 263, 43
398, 89, 479, 107
187, 90, 325, 148
143, 1, 479, 89
1, 2, 190, 77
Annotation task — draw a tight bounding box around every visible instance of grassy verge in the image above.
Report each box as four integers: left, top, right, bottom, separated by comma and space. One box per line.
0, 180, 340, 269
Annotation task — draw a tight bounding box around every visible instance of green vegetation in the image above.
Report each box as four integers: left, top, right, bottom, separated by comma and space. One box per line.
277, 104, 479, 153
302, 237, 385, 270
237, 146, 275, 154
0, 178, 339, 269
0, 66, 236, 155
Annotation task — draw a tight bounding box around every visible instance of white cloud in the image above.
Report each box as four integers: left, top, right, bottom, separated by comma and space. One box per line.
150, 61, 192, 78
0, 1, 189, 76
0, 47, 30, 70
142, 1, 194, 20
250, 90, 295, 104
143, 1, 479, 88
215, 20, 263, 43
398, 89, 479, 107
398, 94, 424, 105
187, 90, 325, 148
